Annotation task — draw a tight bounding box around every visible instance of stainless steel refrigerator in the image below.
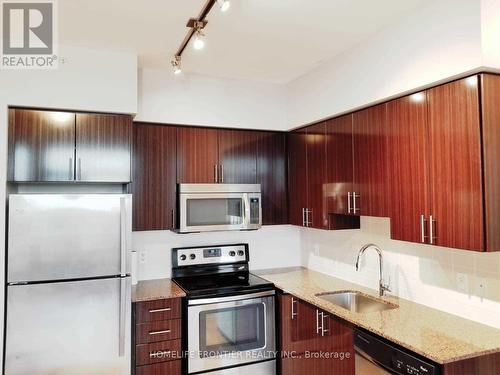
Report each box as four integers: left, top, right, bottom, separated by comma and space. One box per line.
5, 194, 132, 375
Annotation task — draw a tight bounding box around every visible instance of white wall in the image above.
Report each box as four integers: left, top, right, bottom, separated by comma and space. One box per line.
0, 45, 138, 371
301, 217, 500, 329
481, 0, 500, 68
286, 0, 484, 128
136, 68, 288, 130
133, 225, 301, 280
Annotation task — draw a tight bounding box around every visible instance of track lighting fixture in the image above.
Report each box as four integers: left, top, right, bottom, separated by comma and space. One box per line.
217, 0, 230, 12
171, 0, 230, 75
171, 56, 182, 75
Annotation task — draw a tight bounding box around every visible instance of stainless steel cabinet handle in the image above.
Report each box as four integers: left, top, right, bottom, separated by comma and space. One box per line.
316, 310, 322, 334
302, 208, 305, 227
149, 307, 171, 313
214, 164, 218, 183
149, 350, 171, 358
321, 313, 329, 336
306, 208, 312, 227
420, 215, 427, 243
118, 277, 127, 357
220, 164, 224, 183
429, 215, 436, 244
347, 192, 352, 214
171, 209, 175, 229
353, 193, 360, 213
291, 297, 298, 320
77, 158, 82, 180
149, 329, 171, 336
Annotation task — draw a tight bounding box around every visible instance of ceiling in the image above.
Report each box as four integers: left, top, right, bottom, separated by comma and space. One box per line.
60, 0, 432, 84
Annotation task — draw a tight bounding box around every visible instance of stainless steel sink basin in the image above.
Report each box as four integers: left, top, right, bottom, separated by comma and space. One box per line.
315, 291, 398, 313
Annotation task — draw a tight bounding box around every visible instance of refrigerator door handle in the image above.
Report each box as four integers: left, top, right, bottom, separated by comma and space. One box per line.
118, 277, 129, 357
120, 197, 127, 277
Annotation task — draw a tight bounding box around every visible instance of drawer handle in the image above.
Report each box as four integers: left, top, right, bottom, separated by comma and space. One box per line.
149, 329, 171, 335
148, 307, 171, 313
149, 350, 171, 358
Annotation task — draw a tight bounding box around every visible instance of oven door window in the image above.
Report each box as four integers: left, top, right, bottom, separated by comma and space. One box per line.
187, 198, 243, 226
199, 303, 265, 355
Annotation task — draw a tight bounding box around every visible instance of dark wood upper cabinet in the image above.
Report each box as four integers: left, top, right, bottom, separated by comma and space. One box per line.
132, 123, 177, 231
256, 131, 288, 225
306, 122, 327, 229
353, 104, 391, 218
386, 93, 430, 244
288, 129, 308, 226
325, 114, 354, 216
428, 77, 484, 251
218, 129, 258, 184
8, 109, 76, 182
75, 113, 132, 182
176, 127, 219, 183
481, 74, 500, 252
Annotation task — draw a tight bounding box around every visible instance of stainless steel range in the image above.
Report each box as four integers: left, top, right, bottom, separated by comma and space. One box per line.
172, 244, 276, 375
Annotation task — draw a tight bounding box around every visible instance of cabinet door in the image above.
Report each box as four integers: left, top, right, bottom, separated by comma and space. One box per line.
132, 123, 177, 231
386, 93, 430, 243
279, 294, 354, 375
288, 129, 308, 226
177, 127, 219, 183
353, 104, 390, 217
306, 123, 327, 229
428, 77, 484, 251
256, 131, 288, 225
75, 113, 132, 182
325, 114, 354, 216
480, 74, 500, 252
218, 129, 258, 184
8, 109, 75, 182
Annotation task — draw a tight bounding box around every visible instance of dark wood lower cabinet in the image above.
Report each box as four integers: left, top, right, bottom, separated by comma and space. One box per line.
279, 293, 355, 375
133, 297, 183, 375
442, 352, 500, 375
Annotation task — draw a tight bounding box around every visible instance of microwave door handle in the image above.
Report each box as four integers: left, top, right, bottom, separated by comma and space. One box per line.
244, 194, 251, 227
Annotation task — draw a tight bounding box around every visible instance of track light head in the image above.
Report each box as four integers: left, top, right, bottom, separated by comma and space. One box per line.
193, 29, 205, 50
217, 0, 230, 12
171, 56, 182, 75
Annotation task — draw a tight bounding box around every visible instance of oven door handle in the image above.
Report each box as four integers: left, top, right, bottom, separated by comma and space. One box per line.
188, 290, 275, 305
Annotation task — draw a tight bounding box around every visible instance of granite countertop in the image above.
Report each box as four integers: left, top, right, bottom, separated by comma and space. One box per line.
132, 278, 185, 302
255, 267, 500, 365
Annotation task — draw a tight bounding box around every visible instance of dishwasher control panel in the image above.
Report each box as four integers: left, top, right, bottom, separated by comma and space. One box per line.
355, 329, 440, 375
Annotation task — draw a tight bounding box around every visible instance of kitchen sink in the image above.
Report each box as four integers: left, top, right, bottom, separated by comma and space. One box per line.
315, 291, 398, 313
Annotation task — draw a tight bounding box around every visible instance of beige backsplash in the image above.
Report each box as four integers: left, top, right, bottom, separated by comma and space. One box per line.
299, 216, 500, 329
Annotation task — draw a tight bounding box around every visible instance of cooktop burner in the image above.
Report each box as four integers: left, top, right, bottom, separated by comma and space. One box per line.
171, 244, 275, 298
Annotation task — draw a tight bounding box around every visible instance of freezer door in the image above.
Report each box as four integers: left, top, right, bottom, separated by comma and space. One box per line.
5, 277, 131, 375
8, 194, 132, 283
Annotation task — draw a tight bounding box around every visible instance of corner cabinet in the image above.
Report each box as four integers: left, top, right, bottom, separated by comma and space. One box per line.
8, 108, 132, 183
279, 293, 355, 375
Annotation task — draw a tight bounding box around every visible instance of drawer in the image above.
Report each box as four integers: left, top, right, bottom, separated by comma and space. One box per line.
136, 319, 181, 344
136, 360, 181, 375
136, 339, 182, 366
135, 298, 181, 323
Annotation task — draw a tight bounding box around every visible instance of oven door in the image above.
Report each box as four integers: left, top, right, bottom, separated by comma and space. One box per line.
187, 291, 276, 374
179, 193, 249, 233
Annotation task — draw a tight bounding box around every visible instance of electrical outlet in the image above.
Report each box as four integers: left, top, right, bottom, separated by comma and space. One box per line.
314, 244, 320, 256
476, 277, 487, 299
139, 251, 147, 264
456, 272, 469, 294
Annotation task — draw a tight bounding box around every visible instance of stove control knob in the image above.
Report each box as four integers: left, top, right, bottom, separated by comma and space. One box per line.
229, 251, 236, 257
238, 250, 244, 256
180, 254, 187, 261
190, 254, 196, 260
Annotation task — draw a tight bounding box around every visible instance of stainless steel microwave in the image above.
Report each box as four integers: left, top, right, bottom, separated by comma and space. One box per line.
178, 184, 262, 233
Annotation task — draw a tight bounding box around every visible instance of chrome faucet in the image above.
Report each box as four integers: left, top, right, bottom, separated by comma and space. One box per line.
355, 244, 391, 297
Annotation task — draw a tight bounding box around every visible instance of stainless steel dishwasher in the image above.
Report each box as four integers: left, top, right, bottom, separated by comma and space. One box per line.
354, 329, 440, 375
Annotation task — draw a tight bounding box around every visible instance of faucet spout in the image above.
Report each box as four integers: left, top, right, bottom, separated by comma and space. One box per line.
355, 243, 391, 297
